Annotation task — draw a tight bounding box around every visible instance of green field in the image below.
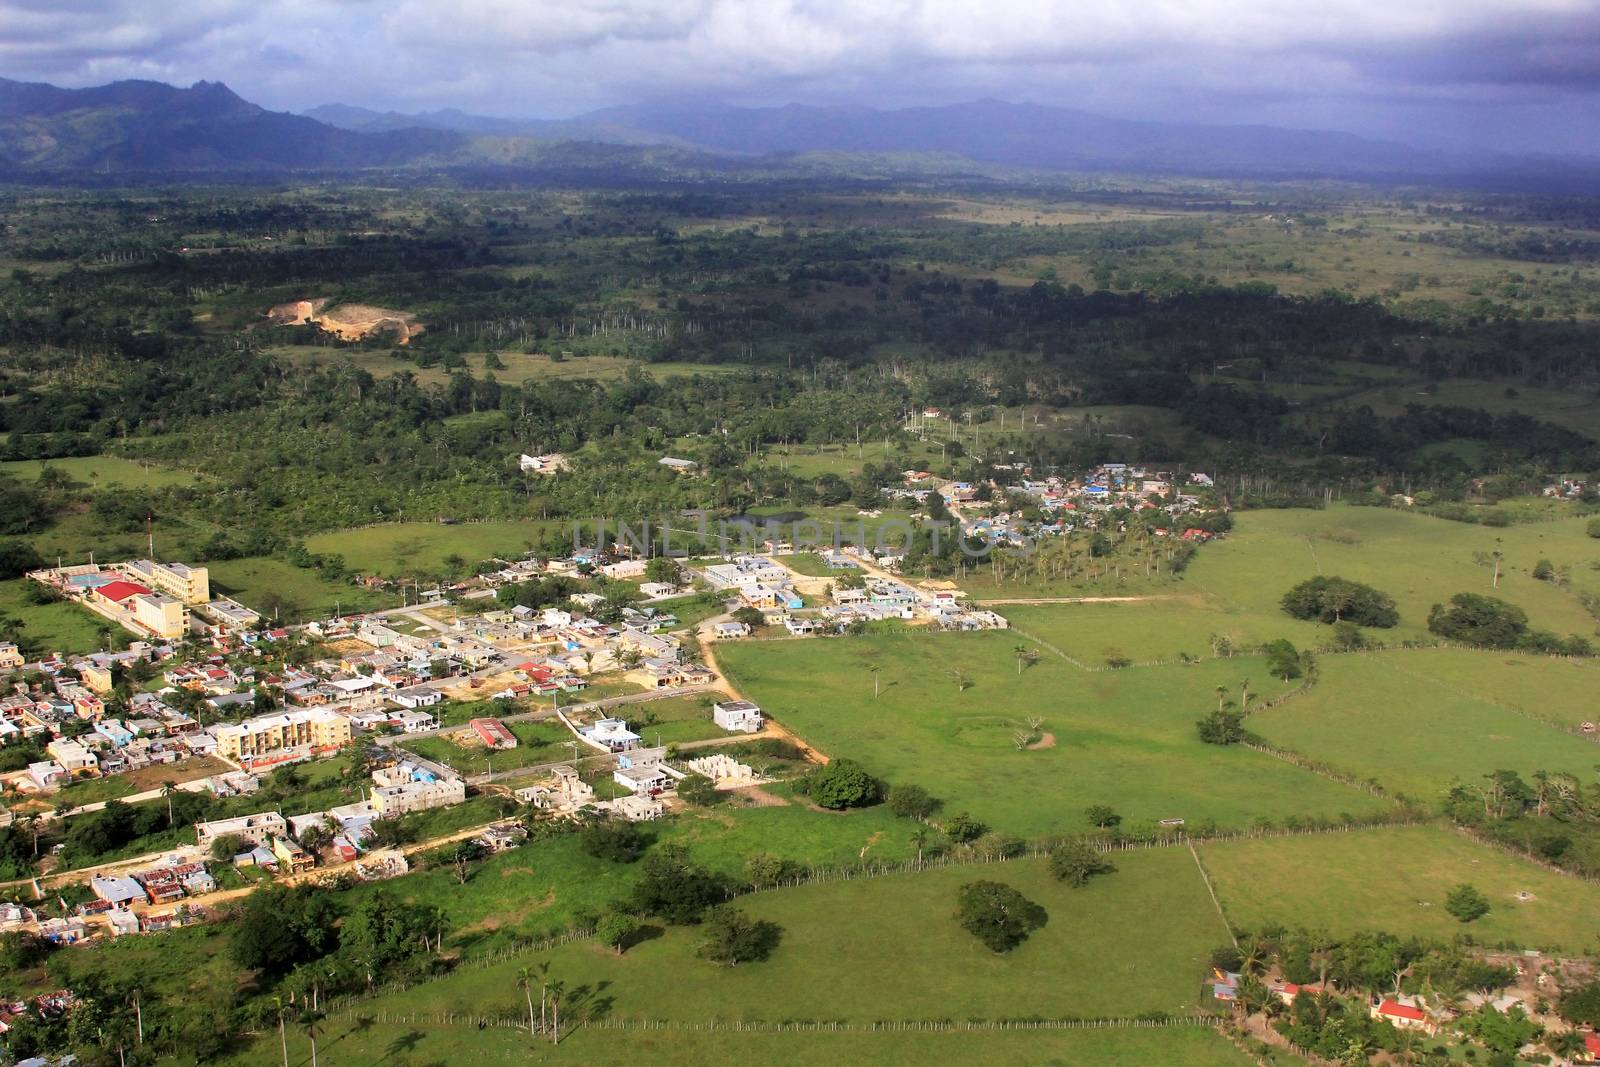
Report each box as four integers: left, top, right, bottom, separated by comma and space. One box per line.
717, 632, 1392, 835
401, 718, 574, 775
305, 520, 554, 576
223, 1018, 1254, 1067
1202, 824, 1600, 951
300, 849, 1229, 1027
206, 556, 397, 621
0, 578, 114, 655
626, 694, 728, 746
0, 454, 202, 490
1329, 378, 1600, 442
1251, 651, 1600, 800
1359, 645, 1600, 731
1003, 598, 1329, 666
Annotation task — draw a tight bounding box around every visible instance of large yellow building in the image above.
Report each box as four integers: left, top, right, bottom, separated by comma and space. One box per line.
130, 592, 188, 640
214, 708, 352, 763
124, 559, 210, 604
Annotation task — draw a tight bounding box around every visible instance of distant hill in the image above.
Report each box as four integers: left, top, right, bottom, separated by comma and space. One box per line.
0, 77, 1593, 191
0, 78, 461, 171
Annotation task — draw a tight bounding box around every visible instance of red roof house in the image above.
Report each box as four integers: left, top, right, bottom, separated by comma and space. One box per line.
469, 717, 517, 749
95, 580, 151, 604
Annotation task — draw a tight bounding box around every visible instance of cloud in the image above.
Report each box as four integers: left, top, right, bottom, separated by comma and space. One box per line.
1, 0, 1596, 150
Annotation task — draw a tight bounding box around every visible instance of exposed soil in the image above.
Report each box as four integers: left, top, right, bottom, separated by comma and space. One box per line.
267, 298, 425, 344
1027, 732, 1058, 750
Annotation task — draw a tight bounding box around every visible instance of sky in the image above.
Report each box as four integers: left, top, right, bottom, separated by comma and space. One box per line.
3, 0, 1600, 154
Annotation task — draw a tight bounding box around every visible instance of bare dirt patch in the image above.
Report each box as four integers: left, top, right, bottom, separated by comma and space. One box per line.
1027, 732, 1058, 751
267, 298, 424, 344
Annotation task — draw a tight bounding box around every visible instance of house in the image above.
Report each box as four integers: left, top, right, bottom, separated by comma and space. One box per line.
391, 687, 442, 710
581, 717, 642, 752
598, 794, 663, 821
638, 581, 678, 599
683, 753, 755, 784
272, 836, 315, 874
38, 917, 89, 944
391, 709, 438, 733
194, 811, 289, 850
46, 738, 97, 774
91, 875, 148, 906
0, 642, 22, 670
712, 621, 750, 640
600, 559, 648, 580
26, 761, 66, 790
370, 775, 466, 817
1371, 998, 1436, 1034
658, 456, 697, 471
784, 617, 822, 636
469, 717, 517, 749
713, 700, 764, 734
518, 452, 568, 474
613, 747, 674, 795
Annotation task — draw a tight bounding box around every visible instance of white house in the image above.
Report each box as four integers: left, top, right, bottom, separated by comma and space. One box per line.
392, 709, 438, 733
712, 700, 763, 733
391, 687, 443, 710
600, 559, 648, 580
581, 717, 642, 752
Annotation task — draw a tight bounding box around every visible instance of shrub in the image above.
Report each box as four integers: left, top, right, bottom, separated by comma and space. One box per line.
801, 758, 882, 810
887, 783, 938, 820
1196, 709, 1246, 745
1048, 840, 1116, 887
580, 818, 649, 863
1445, 883, 1490, 923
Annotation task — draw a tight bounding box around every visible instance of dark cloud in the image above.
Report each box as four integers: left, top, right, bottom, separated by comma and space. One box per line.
2, 0, 1598, 153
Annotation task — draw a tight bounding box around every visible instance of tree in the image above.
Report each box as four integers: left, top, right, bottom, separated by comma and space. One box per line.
160, 780, 179, 828
696, 906, 782, 965
943, 811, 988, 844
866, 662, 883, 698
1428, 593, 1529, 649
1102, 647, 1132, 669
954, 880, 1048, 953
299, 1007, 325, 1067
644, 557, 682, 586
579, 818, 648, 863
1263, 638, 1304, 681
802, 758, 882, 809
1083, 804, 1121, 828
675, 773, 718, 806
1012, 643, 1037, 674
1559, 980, 1600, 1025
515, 966, 538, 1034
730, 605, 764, 628
596, 911, 642, 956
1330, 620, 1365, 650
887, 783, 937, 821
1196, 708, 1246, 745
1444, 883, 1490, 923
1281, 576, 1399, 627
1048, 840, 1116, 887
631, 846, 730, 924
1532, 558, 1556, 582
210, 833, 247, 863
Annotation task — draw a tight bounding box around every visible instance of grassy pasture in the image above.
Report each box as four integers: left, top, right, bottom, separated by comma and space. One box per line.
717, 631, 1390, 835
304, 849, 1228, 1025
304, 520, 553, 576
1003, 598, 1329, 666
0, 578, 115, 655
1250, 651, 1600, 800
1, 454, 201, 490
1363, 645, 1600, 732
1182, 504, 1598, 644
222, 1017, 1256, 1066
1328, 378, 1600, 441
1201, 824, 1600, 951
400, 718, 573, 775
206, 556, 397, 620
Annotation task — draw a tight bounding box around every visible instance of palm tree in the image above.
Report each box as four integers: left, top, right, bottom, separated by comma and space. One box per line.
161, 780, 179, 828
299, 1007, 325, 1067
128, 986, 143, 1046
516, 967, 538, 1034
1546, 1030, 1586, 1060
1215, 685, 1228, 712
547, 979, 565, 1044
21, 811, 40, 857
1012, 644, 1030, 675
867, 663, 882, 698
910, 826, 929, 866
272, 994, 290, 1067
1238, 678, 1251, 710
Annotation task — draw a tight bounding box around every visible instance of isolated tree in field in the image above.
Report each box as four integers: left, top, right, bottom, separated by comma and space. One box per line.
1445, 883, 1490, 923
955, 880, 1048, 953
298, 1007, 324, 1067
515, 966, 538, 1033
1428, 593, 1528, 649
1214, 685, 1228, 711
867, 662, 882, 698
1084, 804, 1121, 828
697, 906, 782, 965
1102, 647, 1131, 669
580, 818, 649, 863
1048, 840, 1115, 887
1197, 709, 1246, 745
1012, 643, 1037, 674
948, 665, 973, 691
803, 758, 882, 809
1532, 558, 1556, 583
596, 911, 641, 956
887, 783, 937, 821
1280, 576, 1398, 627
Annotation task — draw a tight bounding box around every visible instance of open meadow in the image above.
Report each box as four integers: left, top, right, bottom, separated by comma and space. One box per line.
717, 631, 1392, 835
305, 520, 555, 576
1201, 824, 1600, 951
205, 556, 398, 620
0, 455, 203, 490
1250, 650, 1600, 800
294, 849, 1230, 1026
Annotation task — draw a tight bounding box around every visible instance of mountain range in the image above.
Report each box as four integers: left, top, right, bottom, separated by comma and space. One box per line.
0, 76, 1592, 190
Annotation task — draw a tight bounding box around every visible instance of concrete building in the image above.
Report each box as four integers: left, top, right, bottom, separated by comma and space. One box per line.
370, 775, 466, 817
124, 559, 210, 604
713, 700, 764, 733
130, 592, 188, 639
214, 708, 352, 763
194, 811, 289, 851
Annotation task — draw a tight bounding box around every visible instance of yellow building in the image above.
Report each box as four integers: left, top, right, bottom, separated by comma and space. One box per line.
214, 708, 351, 763
0, 643, 23, 670
130, 593, 188, 640
124, 559, 210, 604
77, 662, 114, 694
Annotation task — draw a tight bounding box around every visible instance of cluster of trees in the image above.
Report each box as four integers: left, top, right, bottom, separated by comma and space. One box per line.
1428, 592, 1593, 656
1445, 767, 1600, 878
1281, 576, 1399, 628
